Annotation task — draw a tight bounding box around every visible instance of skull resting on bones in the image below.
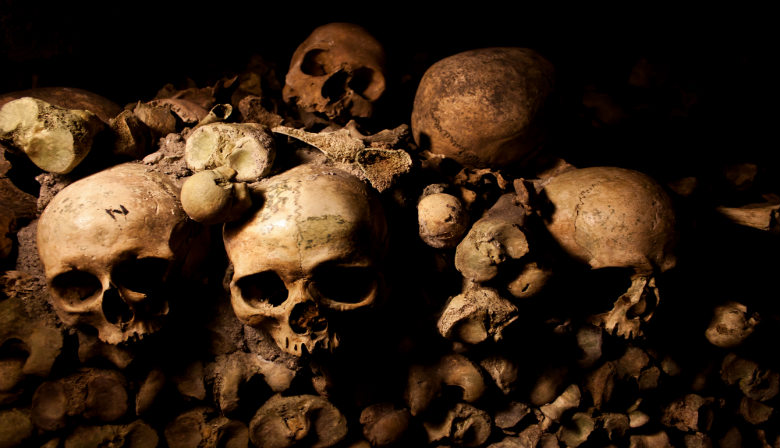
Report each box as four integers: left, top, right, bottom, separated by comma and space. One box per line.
223, 164, 388, 357
37, 163, 198, 345
283, 22, 387, 121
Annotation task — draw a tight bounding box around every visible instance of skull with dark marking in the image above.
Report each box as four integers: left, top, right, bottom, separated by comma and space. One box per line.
37, 163, 198, 345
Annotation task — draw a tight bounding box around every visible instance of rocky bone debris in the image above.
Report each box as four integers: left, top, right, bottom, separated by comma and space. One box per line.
0, 16, 778, 448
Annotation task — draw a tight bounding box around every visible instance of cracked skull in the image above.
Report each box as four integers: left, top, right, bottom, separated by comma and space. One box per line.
282, 22, 386, 121
223, 164, 388, 356
37, 163, 196, 345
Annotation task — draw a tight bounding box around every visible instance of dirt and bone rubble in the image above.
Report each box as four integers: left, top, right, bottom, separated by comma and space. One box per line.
0, 20, 779, 448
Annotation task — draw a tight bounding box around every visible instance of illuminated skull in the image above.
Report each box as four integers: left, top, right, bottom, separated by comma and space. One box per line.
37, 163, 197, 345
223, 164, 388, 356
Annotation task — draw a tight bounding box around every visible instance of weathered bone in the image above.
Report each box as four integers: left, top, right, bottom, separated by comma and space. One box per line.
423, 403, 492, 447
224, 164, 387, 357
660, 394, 715, 432
558, 411, 596, 447
133, 100, 178, 140
480, 355, 519, 395
0, 97, 105, 173
185, 122, 275, 182
180, 166, 252, 224
164, 407, 248, 448
412, 47, 555, 169
272, 124, 412, 192
542, 167, 677, 338
0, 408, 34, 448
37, 163, 200, 345
438, 286, 518, 344
418, 192, 469, 248
248, 394, 348, 448
455, 194, 529, 282
110, 110, 153, 159
359, 403, 411, 447
405, 354, 486, 416
283, 22, 386, 120
0, 272, 63, 378
705, 301, 759, 348
64, 420, 158, 448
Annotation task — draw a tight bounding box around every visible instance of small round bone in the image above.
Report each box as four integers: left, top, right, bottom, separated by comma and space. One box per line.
0, 97, 105, 174
185, 122, 275, 182
181, 166, 252, 225
359, 403, 411, 447
405, 354, 486, 416
418, 192, 469, 248
412, 47, 555, 169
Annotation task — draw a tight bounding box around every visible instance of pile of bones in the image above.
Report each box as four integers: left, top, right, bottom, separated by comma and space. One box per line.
1, 22, 778, 448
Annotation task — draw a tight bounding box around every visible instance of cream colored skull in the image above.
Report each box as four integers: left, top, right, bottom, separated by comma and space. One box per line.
282, 22, 386, 120
37, 163, 194, 345
223, 164, 387, 357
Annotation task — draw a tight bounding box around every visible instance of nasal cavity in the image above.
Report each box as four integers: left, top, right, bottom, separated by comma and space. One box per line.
289, 302, 327, 334
322, 70, 349, 101
102, 288, 134, 325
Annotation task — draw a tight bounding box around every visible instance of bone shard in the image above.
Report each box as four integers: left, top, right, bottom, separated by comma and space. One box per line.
271, 124, 412, 192
248, 394, 347, 448
185, 122, 276, 182
438, 286, 519, 344
0, 97, 105, 174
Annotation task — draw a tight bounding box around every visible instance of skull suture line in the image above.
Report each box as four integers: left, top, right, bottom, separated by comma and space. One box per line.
37, 163, 197, 345
223, 164, 388, 357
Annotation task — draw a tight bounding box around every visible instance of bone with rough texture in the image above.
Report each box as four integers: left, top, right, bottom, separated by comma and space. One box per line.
0, 97, 105, 173
705, 301, 759, 348
63, 420, 158, 448
480, 355, 519, 395
0, 409, 34, 448
359, 403, 411, 447
181, 166, 252, 224
31, 369, 128, 431
506, 261, 553, 299
423, 403, 492, 447
185, 122, 275, 182
720, 353, 779, 402
249, 394, 348, 448
37, 163, 198, 345
418, 192, 469, 248
164, 407, 248, 448
412, 47, 555, 169
110, 110, 153, 160
0, 272, 63, 379
542, 166, 677, 338
660, 394, 714, 433
0, 87, 121, 124
455, 194, 529, 283
437, 286, 518, 344
405, 353, 486, 416
272, 124, 412, 192
133, 101, 178, 139
224, 164, 387, 357
283, 22, 386, 120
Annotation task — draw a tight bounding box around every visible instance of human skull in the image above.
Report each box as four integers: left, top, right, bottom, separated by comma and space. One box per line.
223, 164, 387, 357
37, 163, 197, 345
412, 47, 555, 169
541, 166, 678, 338
282, 22, 386, 121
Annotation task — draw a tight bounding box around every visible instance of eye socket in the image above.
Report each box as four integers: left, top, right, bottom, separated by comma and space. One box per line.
236, 271, 288, 307
112, 258, 170, 294
310, 265, 377, 304
50, 270, 102, 305
301, 49, 330, 76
